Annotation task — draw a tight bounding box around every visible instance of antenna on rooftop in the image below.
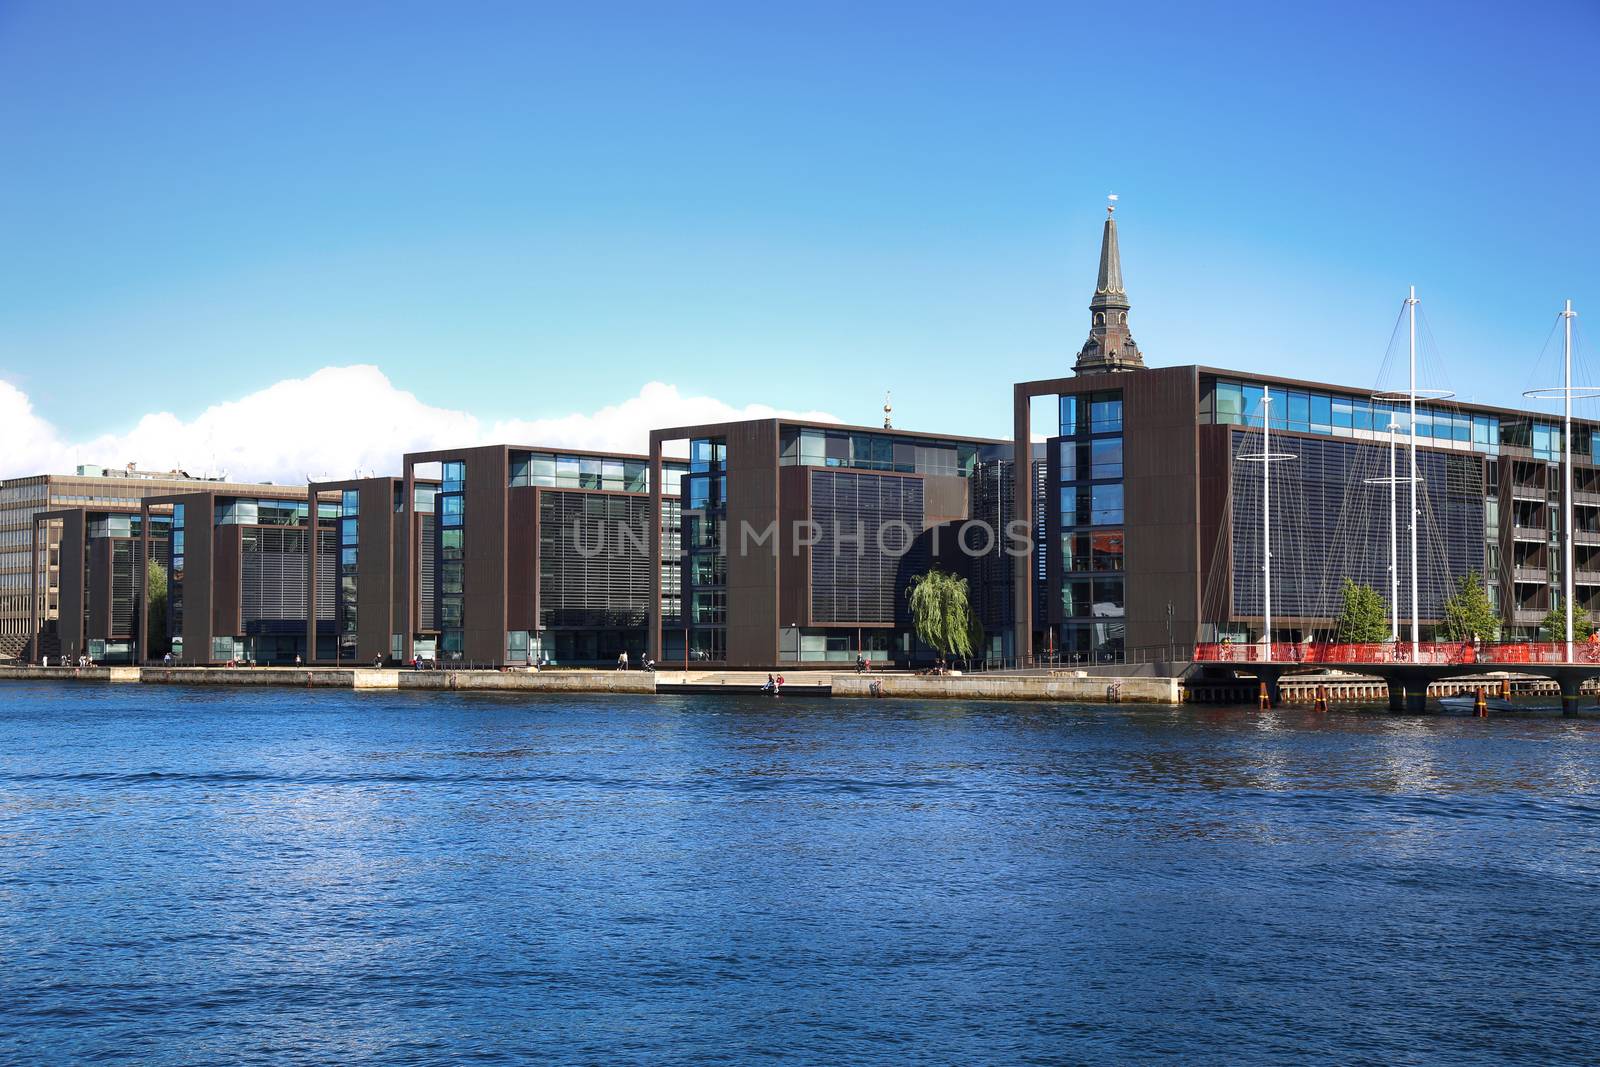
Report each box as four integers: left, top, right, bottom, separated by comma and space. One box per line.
883, 391, 893, 430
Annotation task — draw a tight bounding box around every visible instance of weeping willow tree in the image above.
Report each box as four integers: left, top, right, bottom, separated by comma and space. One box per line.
146, 560, 170, 657
906, 569, 979, 661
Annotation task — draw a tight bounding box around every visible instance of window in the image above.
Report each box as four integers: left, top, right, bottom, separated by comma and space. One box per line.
1287, 391, 1310, 429
1091, 438, 1122, 480
441, 529, 463, 560
1215, 381, 1245, 425
341, 489, 360, 514
1059, 441, 1077, 483
1061, 532, 1090, 572
441, 562, 464, 595
691, 438, 726, 472
1090, 392, 1122, 434
440, 495, 464, 528
1091, 484, 1123, 525
1309, 394, 1332, 433
1092, 531, 1124, 571
1092, 578, 1125, 617
1059, 396, 1080, 436
1061, 487, 1091, 528
1062, 579, 1093, 617
441, 462, 465, 492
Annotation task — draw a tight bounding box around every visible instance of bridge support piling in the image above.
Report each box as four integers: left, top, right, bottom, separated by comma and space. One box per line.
1386, 680, 1404, 713
1555, 671, 1585, 717
1254, 669, 1282, 709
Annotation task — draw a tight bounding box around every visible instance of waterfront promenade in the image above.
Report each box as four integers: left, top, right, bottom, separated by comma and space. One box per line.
0, 664, 1185, 703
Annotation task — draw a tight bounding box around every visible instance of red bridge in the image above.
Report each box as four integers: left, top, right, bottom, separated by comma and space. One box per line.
1195, 642, 1600, 667
1193, 642, 1600, 713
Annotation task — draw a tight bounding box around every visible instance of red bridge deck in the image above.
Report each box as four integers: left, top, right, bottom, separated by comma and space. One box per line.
1195, 642, 1600, 668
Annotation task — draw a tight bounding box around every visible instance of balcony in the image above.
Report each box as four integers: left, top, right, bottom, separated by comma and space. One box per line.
1574, 490, 1600, 506
1510, 484, 1545, 501
1512, 608, 1548, 626
1512, 524, 1549, 542
1512, 565, 1548, 583
1577, 569, 1600, 586
1576, 530, 1600, 546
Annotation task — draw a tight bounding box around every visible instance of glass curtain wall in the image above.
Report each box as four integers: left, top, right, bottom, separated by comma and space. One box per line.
437, 462, 465, 661
682, 438, 727, 662
1056, 391, 1125, 663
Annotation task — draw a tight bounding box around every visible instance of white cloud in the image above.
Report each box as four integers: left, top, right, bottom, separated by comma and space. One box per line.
0, 366, 841, 484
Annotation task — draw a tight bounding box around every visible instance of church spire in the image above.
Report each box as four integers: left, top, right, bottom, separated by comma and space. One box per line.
1074, 196, 1144, 375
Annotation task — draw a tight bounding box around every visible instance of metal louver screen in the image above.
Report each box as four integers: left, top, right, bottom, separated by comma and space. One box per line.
419, 514, 437, 631
809, 469, 924, 624
1034, 459, 1050, 621
110, 540, 138, 638
241, 527, 337, 622
538, 491, 652, 628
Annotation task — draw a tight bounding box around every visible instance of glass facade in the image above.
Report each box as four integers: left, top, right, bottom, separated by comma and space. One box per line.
1195, 377, 1600, 460
508, 452, 651, 492
779, 428, 980, 478
339, 490, 359, 655
437, 466, 465, 659
681, 437, 727, 661
1055, 390, 1125, 662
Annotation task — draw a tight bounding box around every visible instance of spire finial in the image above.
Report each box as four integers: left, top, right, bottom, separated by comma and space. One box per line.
883, 391, 893, 430
1107, 193, 1118, 217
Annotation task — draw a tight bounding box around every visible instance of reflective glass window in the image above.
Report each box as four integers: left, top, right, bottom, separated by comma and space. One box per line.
1091, 484, 1123, 525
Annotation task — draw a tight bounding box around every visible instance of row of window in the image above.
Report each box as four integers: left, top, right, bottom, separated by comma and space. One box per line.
1059, 392, 1124, 437
510, 452, 653, 492
215, 499, 340, 526
1061, 577, 1125, 618
1061, 485, 1124, 527
340, 498, 359, 636
777, 429, 988, 478
1203, 378, 1599, 463
1059, 438, 1122, 483
87, 516, 171, 539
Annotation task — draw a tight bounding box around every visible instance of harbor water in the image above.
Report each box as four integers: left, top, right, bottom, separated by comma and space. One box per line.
2, 683, 1598, 1064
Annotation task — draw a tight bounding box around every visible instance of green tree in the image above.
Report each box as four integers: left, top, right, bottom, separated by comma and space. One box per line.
1334, 578, 1390, 642
146, 560, 170, 658
1438, 570, 1499, 641
1540, 606, 1596, 642
905, 569, 977, 662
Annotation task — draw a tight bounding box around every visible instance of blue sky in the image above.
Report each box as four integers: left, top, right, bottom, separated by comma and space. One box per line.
1, 0, 1596, 468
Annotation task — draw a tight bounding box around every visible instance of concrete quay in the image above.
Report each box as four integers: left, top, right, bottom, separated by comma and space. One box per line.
0, 665, 1183, 703
831, 672, 1183, 704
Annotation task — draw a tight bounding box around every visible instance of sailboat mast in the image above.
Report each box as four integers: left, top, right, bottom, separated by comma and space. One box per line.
1407, 286, 1420, 661
1262, 386, 1273, 662
1389, 421, 1399, 641
1564, 298, 1576, 661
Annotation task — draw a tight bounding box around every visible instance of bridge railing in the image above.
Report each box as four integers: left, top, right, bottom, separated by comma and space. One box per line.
1194, 642, 1600, 666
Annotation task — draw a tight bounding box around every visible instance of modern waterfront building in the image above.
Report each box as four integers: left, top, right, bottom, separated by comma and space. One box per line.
646, 417, 1020, 669
305, 475, 440, 666
1011, 205, 1598, 663
1, 466, 280, 662
29, 503, 171, 664
397, 445, 685, 667
140, 486, 340, 664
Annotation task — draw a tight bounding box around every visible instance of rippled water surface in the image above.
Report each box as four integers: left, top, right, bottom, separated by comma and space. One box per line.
3, 684, 1600, 1064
